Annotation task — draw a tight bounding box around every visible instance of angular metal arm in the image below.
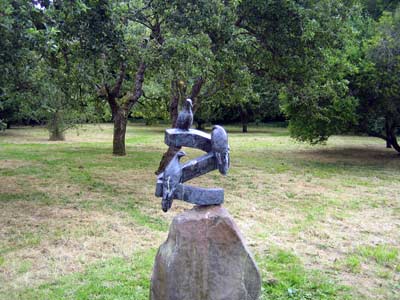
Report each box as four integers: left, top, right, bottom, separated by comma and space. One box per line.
165, 129, 212, 152
156, 126, 229, 211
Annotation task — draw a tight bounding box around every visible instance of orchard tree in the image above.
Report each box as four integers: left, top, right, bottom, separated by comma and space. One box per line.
353, 6, 400, 153
74, 0, 166, 155
0, 0, 41, 129
0, 1, 98, 139
154, 0, 257, 173
236, 0, 361, 143
30, 4, 93, 140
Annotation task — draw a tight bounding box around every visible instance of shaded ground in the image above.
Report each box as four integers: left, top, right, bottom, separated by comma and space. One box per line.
0, 124, 399, 299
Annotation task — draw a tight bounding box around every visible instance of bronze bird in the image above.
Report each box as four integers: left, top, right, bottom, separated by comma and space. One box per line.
176, 99, 193, 131
211, 125, 230, 175
162, 150, 186, 212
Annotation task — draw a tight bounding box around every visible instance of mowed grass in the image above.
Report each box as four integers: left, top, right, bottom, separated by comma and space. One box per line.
1, 123, 399, 300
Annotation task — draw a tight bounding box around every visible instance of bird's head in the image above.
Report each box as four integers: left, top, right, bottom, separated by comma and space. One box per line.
177, 150, 186, 159
185, 99, 193, 108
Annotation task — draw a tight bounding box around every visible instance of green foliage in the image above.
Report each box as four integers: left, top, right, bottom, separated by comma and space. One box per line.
0, 0, 41, 126
1, 0, 399, 147
362, 0, 399, 19
238, 0, 362, 142
351, 5, 400, 150
0, 0, 105, 136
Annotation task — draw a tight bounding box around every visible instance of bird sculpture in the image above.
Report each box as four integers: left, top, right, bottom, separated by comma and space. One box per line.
211, 125, 230, 175
176, 99, 193, 131
162, 150, 186, 212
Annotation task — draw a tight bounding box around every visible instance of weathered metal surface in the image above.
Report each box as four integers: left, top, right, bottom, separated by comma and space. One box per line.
176, 99, 193, 130
161, 151, 186, 212
165, 128, 212, 152
211, 125, 230, 175
155, 101, 230, 212
155, 153, 217, 197
174, 184, 224, 205
156, 180, 223, 205
181, 153, 217, 182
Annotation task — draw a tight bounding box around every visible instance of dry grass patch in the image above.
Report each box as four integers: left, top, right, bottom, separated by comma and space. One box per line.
0, 177, 27, 195
0, 201, 164, 293
0, 159, 34, 169
92, 168, 155, 194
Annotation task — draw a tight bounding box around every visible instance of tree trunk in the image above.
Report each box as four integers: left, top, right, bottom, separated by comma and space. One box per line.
155, 86, 181, 175
48, 111, 65, 141
113, 109, 128, 156
240, 108, 248, 133
190, 77, 205, 112
103, 61, 146, 156
388, 126, 400, 153
196, 120, 205, 130
6, 123, 11, 129
385, 118, 392, 148
242, 123, 248, 133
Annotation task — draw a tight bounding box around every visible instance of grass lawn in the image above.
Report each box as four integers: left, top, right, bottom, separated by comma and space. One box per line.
0, 123, 399, 300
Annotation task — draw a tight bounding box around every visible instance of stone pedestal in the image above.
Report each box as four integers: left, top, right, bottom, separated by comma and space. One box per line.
150, 205, 261, 300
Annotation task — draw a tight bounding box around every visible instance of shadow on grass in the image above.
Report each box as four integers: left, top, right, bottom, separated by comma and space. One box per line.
292, 146, 400, 171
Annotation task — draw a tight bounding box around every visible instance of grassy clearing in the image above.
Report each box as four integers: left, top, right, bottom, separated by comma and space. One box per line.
258, 249, 351, 300
12, 250, 157, 300
1, 123, 399, 299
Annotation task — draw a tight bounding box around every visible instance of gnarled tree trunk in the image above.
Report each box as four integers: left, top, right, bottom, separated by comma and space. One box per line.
112, 109, 128, 156
103, 61, 146, 156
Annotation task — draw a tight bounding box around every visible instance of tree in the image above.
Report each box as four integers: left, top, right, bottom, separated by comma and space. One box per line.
154, 0, 258, 173
362, 0, 399, 20
0, 1, 99, 139
73, 0, 167, 155
0, 0, 40, 129
352, 6, 400, 153
236, 0, 361, 143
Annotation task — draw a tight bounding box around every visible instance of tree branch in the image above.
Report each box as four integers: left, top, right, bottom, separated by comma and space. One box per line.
110, 63, 127, 98
190, 76, 205, 110
124, 61, 146, 112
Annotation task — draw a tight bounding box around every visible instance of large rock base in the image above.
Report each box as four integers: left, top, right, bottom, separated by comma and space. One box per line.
150, 205, 261, 300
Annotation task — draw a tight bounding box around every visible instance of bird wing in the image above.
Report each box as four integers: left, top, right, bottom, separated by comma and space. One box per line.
161, 158, 183, 211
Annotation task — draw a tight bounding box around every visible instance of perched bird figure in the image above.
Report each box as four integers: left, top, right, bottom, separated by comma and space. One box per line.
162, 150, 186, 212
176, 99, 193, 130
211, 125, 230, 175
